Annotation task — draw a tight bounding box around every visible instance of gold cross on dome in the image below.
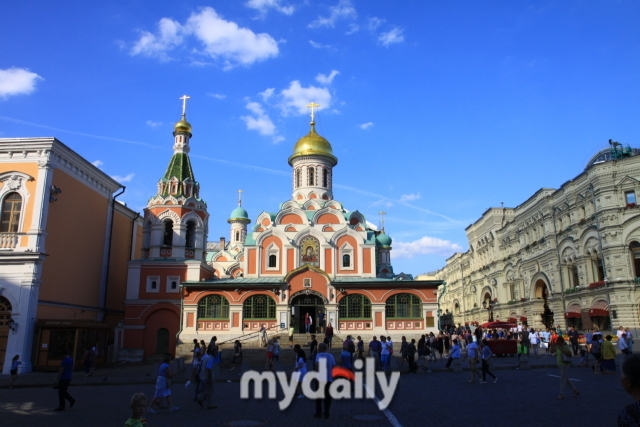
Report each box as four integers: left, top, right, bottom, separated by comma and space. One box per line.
306, 102, 320, 122
180, 95, 191, 116
378, 211, 387, 231
237, 189, 244, 206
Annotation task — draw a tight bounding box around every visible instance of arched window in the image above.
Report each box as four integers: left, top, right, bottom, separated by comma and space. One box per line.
243, 295, 276, 319
142, 220, 152, 249
322, 168, 328, 187
1, 192, 22, 233
198, 294, 230, 319
268, 254, 277, 268
386, 293, 423, 318
0, 296, 13, 329
185, 220, 196, 248
630, 241, 640, 278
296, 169, 301, 188
339, 294, 371, 319
342, 254, 351, 268
308, 167, 315, 186
163, 220, 173, 246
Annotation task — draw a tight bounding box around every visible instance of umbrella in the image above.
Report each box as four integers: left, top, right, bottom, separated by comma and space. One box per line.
481, 321, 516, 329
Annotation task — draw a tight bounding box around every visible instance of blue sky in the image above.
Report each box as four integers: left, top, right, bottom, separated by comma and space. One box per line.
1, 1, 640, 276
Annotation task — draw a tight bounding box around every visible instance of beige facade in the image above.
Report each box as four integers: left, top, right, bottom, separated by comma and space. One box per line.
435, 147, 640, 332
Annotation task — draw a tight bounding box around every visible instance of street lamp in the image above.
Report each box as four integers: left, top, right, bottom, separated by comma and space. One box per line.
482, 300, 495, 322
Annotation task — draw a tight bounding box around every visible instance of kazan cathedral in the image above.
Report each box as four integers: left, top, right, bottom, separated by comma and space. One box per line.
122, 101, 440, 358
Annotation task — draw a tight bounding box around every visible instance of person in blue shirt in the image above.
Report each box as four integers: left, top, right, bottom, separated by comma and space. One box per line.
314, 343, 336, 419
54, 349, 75, 411
340, 344, 353, 370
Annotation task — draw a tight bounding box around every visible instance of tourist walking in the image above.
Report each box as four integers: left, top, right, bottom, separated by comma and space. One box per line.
407, 339, 417, 374
480, 339, 497, 383
293, 344, 307, 398
264, 339, 275, 370
325, 323, 334, 348
310, 335, 318, 360
621, 333, 633, 357
602, 335, 617, 374
530, 328, 540, 357
380, 336, 391, 371
625, 328, 635, 353
317, 310, 325, 333
289, 325, 295, 348
436, 334, 444, 360
197, 348, 216, 409
356, 336, 364, 360
568, 326, 580, 356
429, 333, 437, 362
555, 337, 579, 399
53, 349, 75, 411
591, 331, 603, 373
230, 340, 243, 371
149, 354, 178, 412
464, 340, 481, 382
314, 343, 336, 419
82, 345, 95, 377
400, 336, 408, 367
444, 339, 461, 369
304, 313, 312, 334
190, 349, 203, 401
8, 355, 21, 389
516, 330, 530, 368
368, 336, 382, 369
340, 344, 353, 370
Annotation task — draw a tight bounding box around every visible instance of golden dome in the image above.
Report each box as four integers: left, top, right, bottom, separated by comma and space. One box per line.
174, 115, 192, 133
288, 122, 338, 166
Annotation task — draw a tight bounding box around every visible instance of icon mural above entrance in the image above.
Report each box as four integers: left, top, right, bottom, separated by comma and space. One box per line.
300, 236, 320, 268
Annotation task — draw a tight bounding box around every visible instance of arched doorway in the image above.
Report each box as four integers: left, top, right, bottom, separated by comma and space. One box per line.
534, 280, 554, 328
156, 328, 169, 354
290, 293, 325, 334
0, 297, 12, 371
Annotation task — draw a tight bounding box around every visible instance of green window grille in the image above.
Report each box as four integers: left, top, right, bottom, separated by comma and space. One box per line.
243, 294, 276, 319
386, 293, 422, 319
198, 295, 230, 319
339, 294, 371, 319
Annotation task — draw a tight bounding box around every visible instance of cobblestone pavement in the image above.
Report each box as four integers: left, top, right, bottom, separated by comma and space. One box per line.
0, 354, 631, 427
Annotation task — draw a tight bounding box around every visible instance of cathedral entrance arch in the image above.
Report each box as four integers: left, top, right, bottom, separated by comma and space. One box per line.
290, 290, 326, 334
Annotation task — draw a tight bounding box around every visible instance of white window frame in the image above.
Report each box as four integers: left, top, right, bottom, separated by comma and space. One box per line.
146, 276, 160, 293
340, 242, 354, 270
266, 243, 280, 270
166, 275, 180, 293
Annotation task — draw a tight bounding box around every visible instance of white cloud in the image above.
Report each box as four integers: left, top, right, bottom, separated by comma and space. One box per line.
279, 80, 332, 115
359, 122, 374, 130
146, 120, 162, 128
111, 173, 135, 183
259, 87, 275, 102
91, 160, 104, 168
392, 236, 463, 259
208, 93, 226, 99
129, 7, 279, 68
379, 27, 404, 46
309, 0, 357, 28
346, 23, 359, 35
246, 0, 294, 16
309, 40, 333, 49
187, 8, 280, 68
400, 193, 421, 202
130, 18, 184, 60
368, 17, 384, 31
0, 68, 43, 99
316, 70, 340, 85
241, 101, 284, 144
369, 198, 393, 208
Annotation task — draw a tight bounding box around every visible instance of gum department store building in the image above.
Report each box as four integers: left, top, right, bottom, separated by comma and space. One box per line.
435, 142, 640, 334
